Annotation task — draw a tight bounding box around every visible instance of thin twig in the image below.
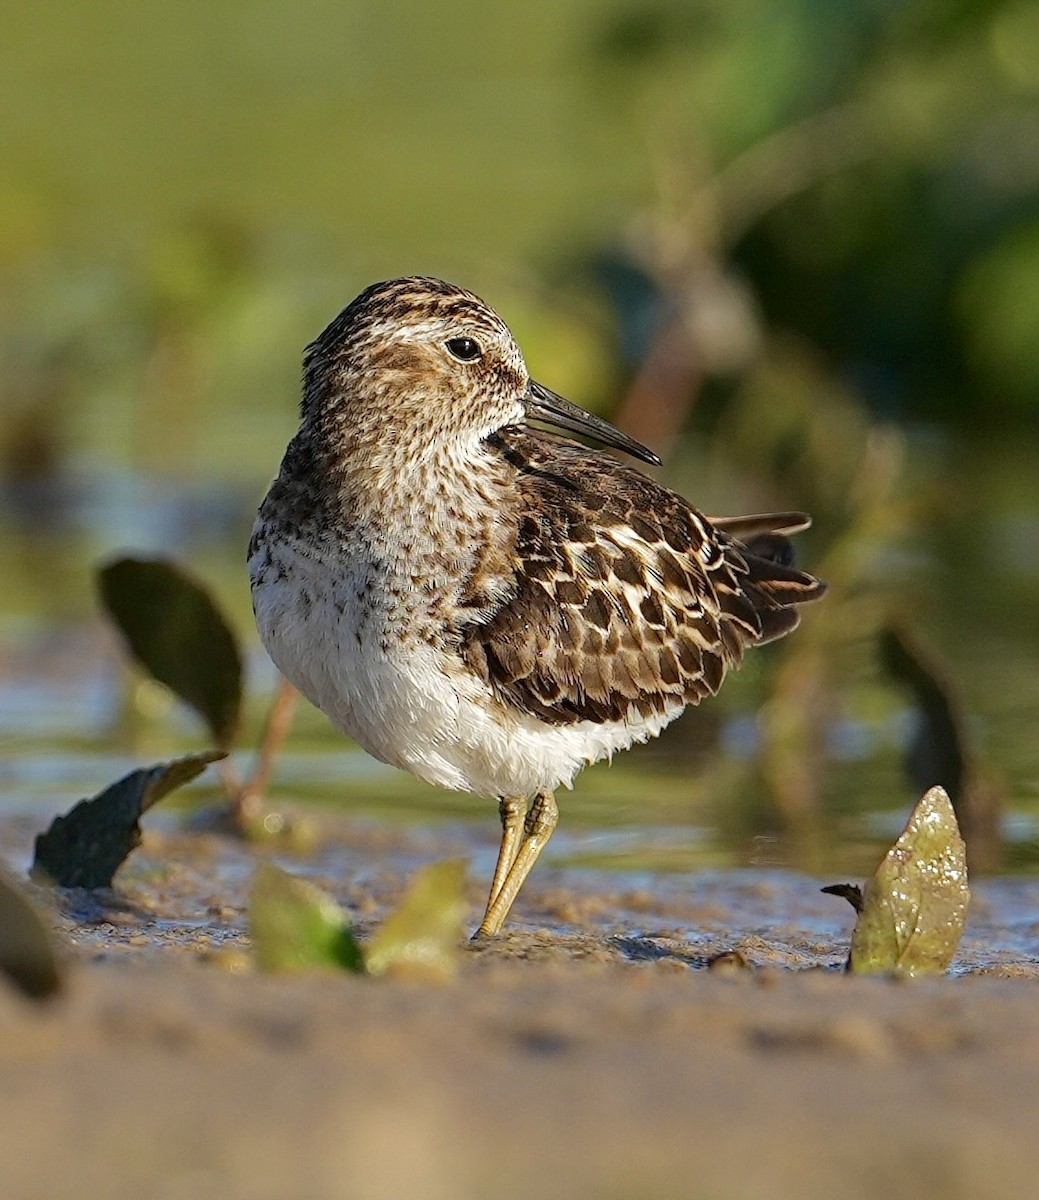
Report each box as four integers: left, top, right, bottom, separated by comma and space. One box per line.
233, 677, 300, 827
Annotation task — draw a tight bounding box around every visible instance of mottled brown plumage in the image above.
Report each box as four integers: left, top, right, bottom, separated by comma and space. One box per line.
249, 276, 826, 936
460, 428, 823, 727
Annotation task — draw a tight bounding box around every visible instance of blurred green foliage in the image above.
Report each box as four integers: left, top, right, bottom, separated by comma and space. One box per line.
3, 0, 1039, 439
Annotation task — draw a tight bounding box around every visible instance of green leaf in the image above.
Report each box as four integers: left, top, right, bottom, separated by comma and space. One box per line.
31, 751, 224, 889
848, 786, 970, 978
364, 859, 467, 979
98, 557, 243, 748
249, 861, 364, 974
0, 869, 63, 1000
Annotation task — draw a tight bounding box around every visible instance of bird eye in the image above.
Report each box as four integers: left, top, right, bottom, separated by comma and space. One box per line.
445, 336, 482, 363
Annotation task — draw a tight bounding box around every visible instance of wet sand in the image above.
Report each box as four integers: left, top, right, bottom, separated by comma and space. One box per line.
3, 813, 1039, 1200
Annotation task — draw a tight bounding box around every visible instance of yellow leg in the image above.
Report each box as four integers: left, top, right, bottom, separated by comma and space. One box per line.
476, 791, 558, 937
486, 796, 526, 910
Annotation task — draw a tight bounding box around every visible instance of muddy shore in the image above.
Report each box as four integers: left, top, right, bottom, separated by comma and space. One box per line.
3, 813, 1039, 1200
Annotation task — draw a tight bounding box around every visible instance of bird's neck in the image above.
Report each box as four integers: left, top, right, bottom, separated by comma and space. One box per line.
279, 422, 515, 565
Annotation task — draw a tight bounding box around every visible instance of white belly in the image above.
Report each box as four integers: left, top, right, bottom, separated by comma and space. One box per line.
250, 532, 681, 799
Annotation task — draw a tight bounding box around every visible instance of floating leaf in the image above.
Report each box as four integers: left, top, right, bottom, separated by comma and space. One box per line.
0, 869, 63, 999
98, 557, 243, 748
847, 786, 969, 977
364, 859, 466, 979
31, 751, 224, 888
249, 861, 364, 974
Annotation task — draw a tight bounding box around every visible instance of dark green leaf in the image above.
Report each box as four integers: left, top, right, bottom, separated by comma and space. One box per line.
879, 622, 968, 806
31, 751, 224, 889
880, 620, 1002, 871
364, 860, 466, 979
0, 869, 63, 1000
98, 557, 243, 748
249, 861, 364, 973
848, 786, 970, 978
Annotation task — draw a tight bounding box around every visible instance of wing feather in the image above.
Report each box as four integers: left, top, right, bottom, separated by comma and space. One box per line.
458, 430, 825, 726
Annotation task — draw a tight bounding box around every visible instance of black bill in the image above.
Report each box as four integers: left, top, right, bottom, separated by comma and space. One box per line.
524, 379, 661, 466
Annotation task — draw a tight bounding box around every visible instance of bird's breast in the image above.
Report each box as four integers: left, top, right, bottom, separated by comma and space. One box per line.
249, 514, 484, 766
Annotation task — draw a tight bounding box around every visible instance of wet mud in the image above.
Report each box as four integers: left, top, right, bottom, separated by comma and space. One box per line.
3, 810, 1039, 1200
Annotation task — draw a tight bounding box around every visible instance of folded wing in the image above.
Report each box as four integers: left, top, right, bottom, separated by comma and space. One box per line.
459, 430, 826, 726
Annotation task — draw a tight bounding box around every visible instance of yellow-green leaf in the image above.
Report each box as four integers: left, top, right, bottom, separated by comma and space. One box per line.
364, 860, 467, 979
249, 861, 364, 973
848, 786, 969, 977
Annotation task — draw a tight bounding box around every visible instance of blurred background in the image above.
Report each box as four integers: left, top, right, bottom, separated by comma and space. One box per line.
2, 0, 1037, 876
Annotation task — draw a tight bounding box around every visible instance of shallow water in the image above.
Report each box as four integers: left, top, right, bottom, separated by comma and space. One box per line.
4, 618, 1038, 876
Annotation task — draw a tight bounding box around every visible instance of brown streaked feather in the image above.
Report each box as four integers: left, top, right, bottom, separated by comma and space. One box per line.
710, 512, 812, 537
458, 428, 826, 726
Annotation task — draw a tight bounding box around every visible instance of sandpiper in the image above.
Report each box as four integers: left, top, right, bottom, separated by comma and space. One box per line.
249, 277, 826, 935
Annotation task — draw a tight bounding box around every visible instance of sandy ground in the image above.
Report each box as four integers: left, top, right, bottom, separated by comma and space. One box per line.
3, 812, 1039, 1200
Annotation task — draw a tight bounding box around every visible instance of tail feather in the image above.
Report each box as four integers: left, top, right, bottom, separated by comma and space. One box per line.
717, 512, 827, 647
754, 605, 803, 644
711, 511, 812, 539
